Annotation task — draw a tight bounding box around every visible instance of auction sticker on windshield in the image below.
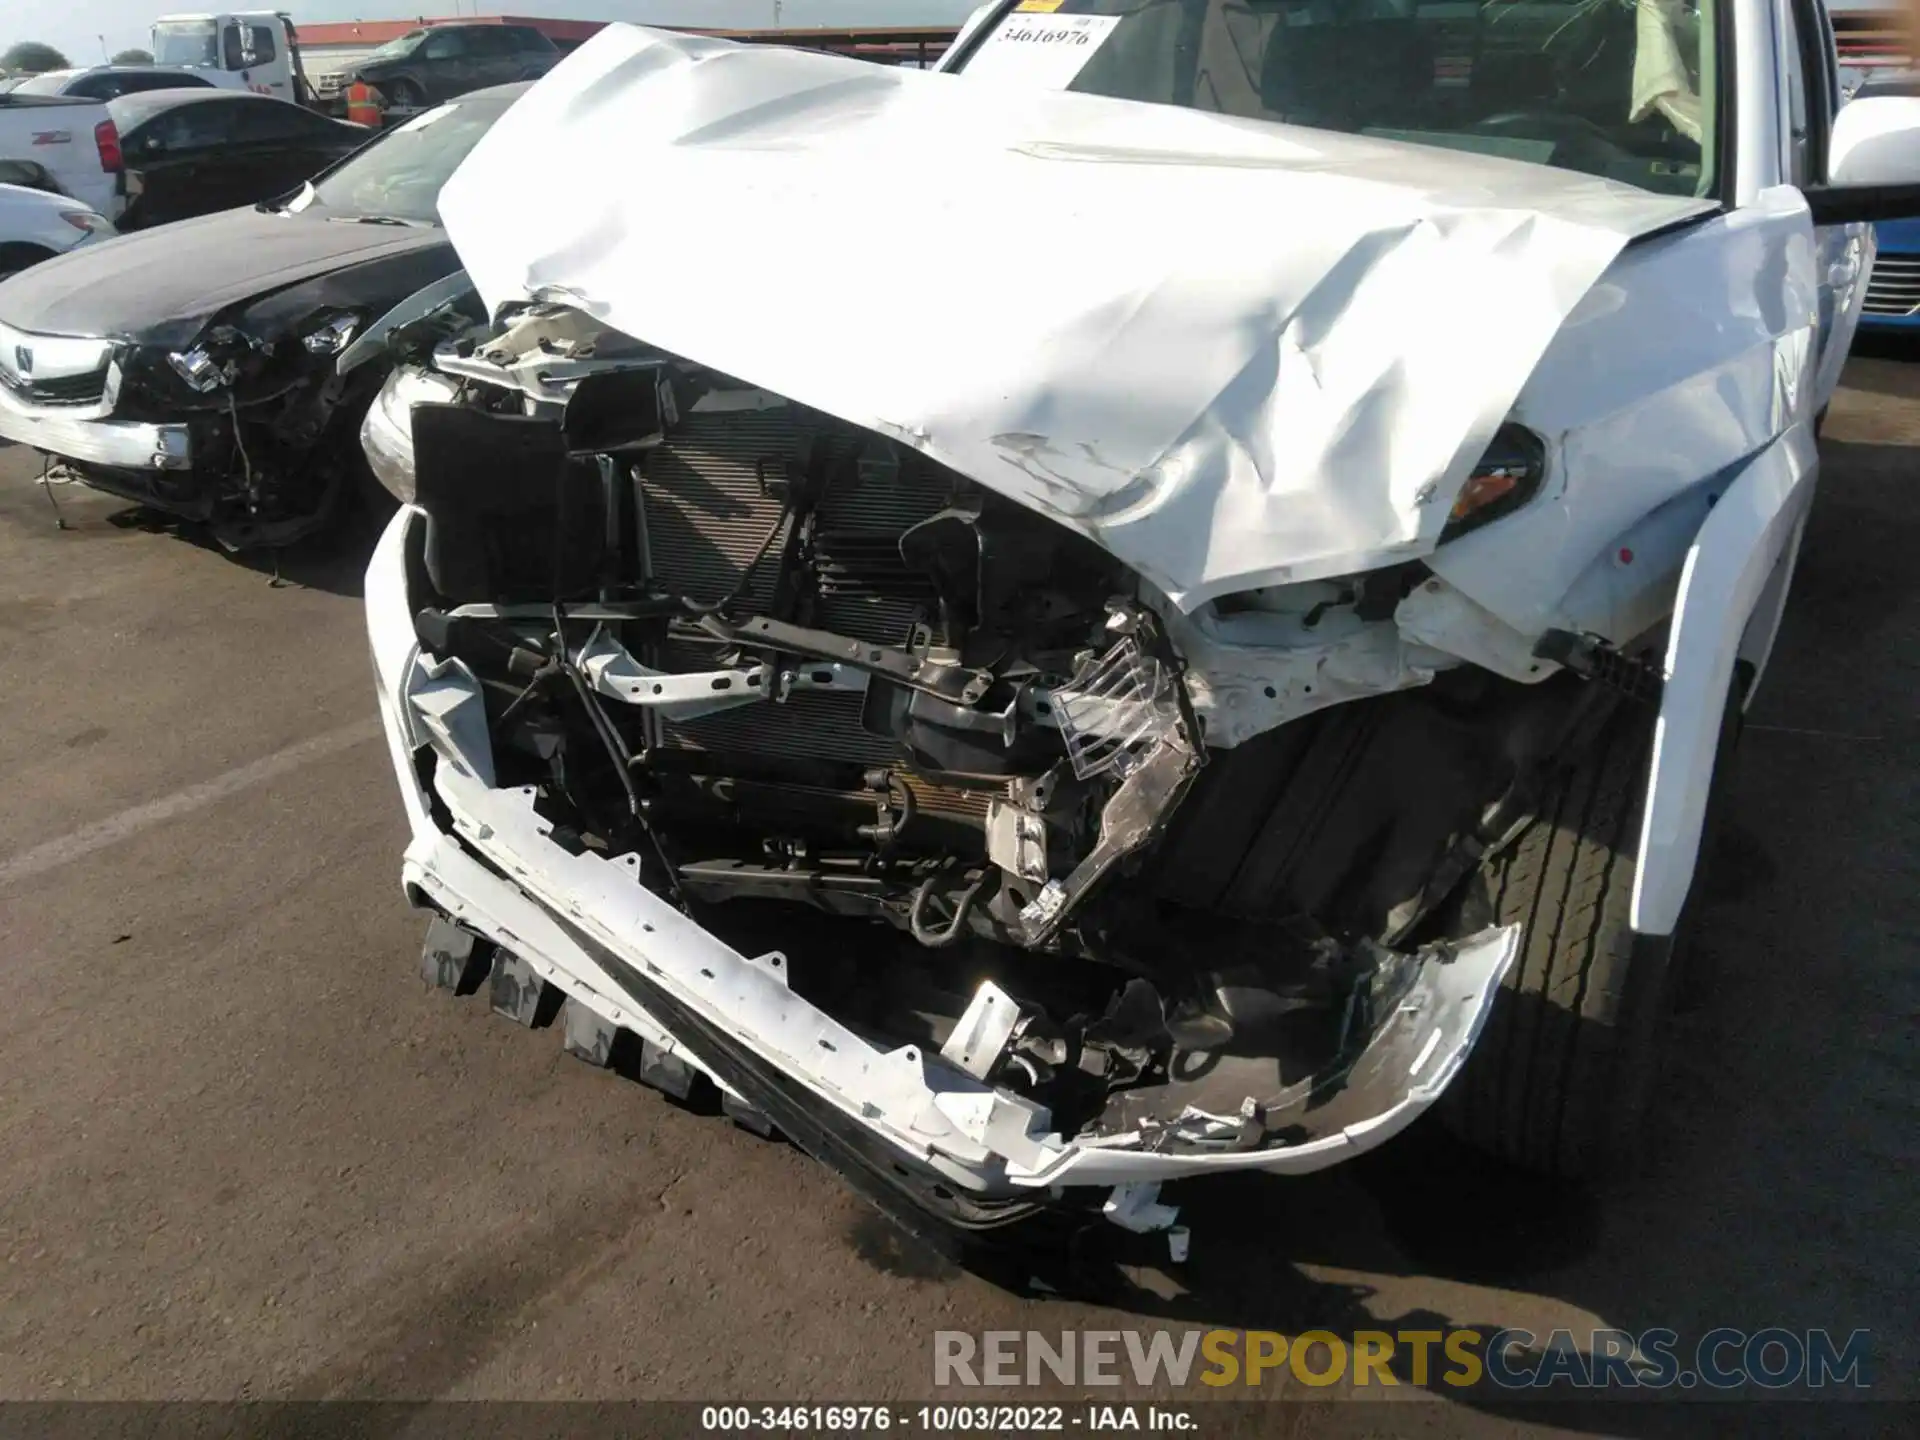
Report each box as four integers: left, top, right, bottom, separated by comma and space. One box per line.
962, 12, 1120, 88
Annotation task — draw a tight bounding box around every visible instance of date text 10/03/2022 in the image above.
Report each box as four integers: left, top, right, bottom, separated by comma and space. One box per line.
701, 1407, 1196, 1431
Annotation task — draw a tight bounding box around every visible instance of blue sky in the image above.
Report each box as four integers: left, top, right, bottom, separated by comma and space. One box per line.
13, 2, 981, 70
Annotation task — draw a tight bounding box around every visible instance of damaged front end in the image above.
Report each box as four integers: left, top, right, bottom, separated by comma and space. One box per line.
367, 301, 1527, 1250
66, 306, 386, 549
0, 253, 470, 551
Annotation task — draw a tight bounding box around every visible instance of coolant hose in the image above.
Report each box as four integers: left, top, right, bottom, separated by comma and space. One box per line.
908, 873, 986, 949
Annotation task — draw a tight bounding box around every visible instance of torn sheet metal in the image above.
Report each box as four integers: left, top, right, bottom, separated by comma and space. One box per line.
438, 24, 1713, 610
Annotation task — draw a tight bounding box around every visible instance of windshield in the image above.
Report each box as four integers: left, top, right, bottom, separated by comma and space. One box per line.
302, 94, 509, 224
152, 19, 219, 68
364, 31, 427, 63
952, 0, 1717, 198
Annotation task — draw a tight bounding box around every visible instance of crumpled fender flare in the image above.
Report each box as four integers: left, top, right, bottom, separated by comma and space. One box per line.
1632, 424, 1819, 936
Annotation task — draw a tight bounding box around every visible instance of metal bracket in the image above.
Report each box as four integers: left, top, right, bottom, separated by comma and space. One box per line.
1102, 1181, 1187, 1263
939, 980, 1023, 1081
1017, 735, 1201, 946
986, 800, 1050, 884
420, 915, 491, 994
725, 614, 995, 705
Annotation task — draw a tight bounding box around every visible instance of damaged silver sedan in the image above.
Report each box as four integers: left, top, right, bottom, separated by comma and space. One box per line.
360, 5, 1917, 1254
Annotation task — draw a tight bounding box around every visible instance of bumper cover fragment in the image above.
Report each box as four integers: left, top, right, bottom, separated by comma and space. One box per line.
0, 389, 191, 471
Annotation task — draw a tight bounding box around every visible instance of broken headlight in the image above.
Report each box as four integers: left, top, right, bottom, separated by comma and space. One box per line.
1055, 630, 1181, 781
301, 312, 362, 356
167, 345, 233, 394
167, 326, 267, 395
1438, 423, 1546, 542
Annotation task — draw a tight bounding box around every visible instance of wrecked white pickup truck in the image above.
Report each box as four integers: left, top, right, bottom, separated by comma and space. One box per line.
359, 3, 1920, 1260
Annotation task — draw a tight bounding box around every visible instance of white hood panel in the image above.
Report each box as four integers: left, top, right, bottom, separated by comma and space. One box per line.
438, 24, 1712, 609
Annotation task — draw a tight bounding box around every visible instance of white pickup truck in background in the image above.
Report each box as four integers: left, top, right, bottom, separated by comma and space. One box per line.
150, 11, 318, 107
0, 93, 124, 222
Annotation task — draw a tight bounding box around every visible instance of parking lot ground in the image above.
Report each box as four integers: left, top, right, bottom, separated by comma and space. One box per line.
0, 360, 1915, 1427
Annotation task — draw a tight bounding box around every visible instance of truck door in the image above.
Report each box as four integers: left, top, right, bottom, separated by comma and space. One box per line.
240, 19, 290, 101
221, 18, 285, 99
221, 20, 249, 85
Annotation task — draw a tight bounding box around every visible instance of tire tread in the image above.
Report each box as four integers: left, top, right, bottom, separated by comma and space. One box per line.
1443, 711, 1658, 1176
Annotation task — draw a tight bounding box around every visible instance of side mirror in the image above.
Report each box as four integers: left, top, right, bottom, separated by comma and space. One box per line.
1807, 95, 1920, 223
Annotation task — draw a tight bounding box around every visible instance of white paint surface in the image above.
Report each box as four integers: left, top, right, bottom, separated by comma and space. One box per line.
437, 23, 1711, 611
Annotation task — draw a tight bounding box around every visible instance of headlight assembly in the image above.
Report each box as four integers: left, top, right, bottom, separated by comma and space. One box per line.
1439, 424, 1546, 542
167, 326, 265, 395
167, 346, 232, 394
302, 312, 362, 356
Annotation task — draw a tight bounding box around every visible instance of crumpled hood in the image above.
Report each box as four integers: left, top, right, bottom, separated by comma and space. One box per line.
0, 206, 451, 349
439, 24, 1713, 608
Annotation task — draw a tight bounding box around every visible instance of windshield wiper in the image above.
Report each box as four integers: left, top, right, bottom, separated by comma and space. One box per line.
334, 214, 424, 227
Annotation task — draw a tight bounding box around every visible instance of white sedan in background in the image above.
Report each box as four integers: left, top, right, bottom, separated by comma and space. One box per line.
0, 183, 115, 281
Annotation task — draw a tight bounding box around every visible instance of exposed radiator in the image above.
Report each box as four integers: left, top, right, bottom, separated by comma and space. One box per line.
638, 402, 957, 768
662, 689, 898, 767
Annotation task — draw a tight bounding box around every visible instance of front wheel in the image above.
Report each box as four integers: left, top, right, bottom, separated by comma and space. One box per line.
1443, 675, 1744, 1178
384, 78, 425, 110
1442, 701, 1670, 1179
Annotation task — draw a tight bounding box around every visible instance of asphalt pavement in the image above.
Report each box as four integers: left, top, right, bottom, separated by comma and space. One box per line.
0, 357, 1914, 1430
